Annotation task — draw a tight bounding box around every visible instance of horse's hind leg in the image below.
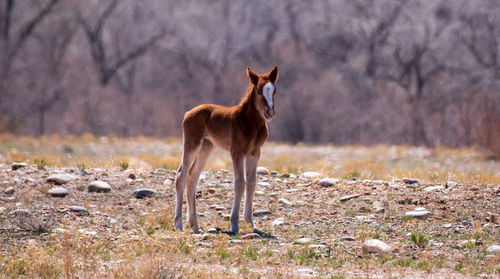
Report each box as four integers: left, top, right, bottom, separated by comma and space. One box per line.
174, 136, 202, 231
186, 139, 214, 233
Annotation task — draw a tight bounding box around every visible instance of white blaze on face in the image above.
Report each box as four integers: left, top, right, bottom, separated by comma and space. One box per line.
263, 82, 274, 109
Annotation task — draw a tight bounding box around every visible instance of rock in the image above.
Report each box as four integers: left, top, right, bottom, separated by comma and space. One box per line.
294, 237, 312, 244
296, 268, 317, 276
109, 218, 118, 225
163, 178, 174, 185
47, 174, 74, 185
302, 171, 322, 179
459, 239, 478, 247
339, 194, 361, 202
132, 188, 157, 198
0, 206, 6, 214
48, 187, 69, 197
429, 240, 443, 248
318, 178, 338, 187
373, 201, 385, 213
10, 208, 31, 217
228, 239, 242, 244
340, 236, 356, 241
70, 206, 87, 212
241, 233, 261, 240
256, 167, 269, 175
404, 209, 431, 218
253, 209, 271, 216
221, 214, 230, 221
257, 182, 272, 188
88, 181, 111, 193
11, 163, 27, 170
362, 239, 392, 254
4, 187, 14, 195
446, 181, 458, 187
443, 223, 453, 228
270, 171, 278, 176
486, 245, 500, 253
209, 204, 226, 211
272, 218, 285, 226
423, 185, 444, 192
403, 178, 418, 184
207, 227, 221, 234
278, 198, 292, 206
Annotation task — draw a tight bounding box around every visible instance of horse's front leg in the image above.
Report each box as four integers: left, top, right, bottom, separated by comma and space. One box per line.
230, 151, 245, 233
244, 150, 260, 229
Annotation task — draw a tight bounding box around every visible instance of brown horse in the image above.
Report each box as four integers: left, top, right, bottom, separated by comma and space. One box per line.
174, 66, 279, 233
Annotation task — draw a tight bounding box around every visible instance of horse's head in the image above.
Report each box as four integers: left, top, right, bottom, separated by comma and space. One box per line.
247, 66, 279, 120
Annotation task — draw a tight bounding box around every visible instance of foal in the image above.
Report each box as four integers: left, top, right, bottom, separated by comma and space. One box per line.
174, 66, 279, 233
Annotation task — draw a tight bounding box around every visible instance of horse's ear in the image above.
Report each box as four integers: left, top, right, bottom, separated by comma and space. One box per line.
269, 66, 279, 83
247, 67, 259, 85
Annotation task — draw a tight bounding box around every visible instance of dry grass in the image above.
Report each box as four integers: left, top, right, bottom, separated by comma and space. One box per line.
0, 135, 499, 278
1, 134, 498, 185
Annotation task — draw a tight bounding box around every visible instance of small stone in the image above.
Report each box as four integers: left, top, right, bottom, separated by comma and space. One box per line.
404, 210, 431, 218
221, 214, 230, 221
278, 198, 292, 206
70, 206, 87, 212
132, 188, 157, 198
339, 194, 360, 202
48, 187, 69, 197
362, 239, 392, 254
429, 240, 443, 248
294, 237, 312, 244
272, 217, 285, 226
4, 187, 14, 195
209, 204, 226, 211
109, 218, 118, 225
10, 208, 31, 217
257, 182, 272, 188
207, 227, 221, 234
241, 233, 261, 240
340, 236, 356, 241
486, 245, 500, 253
256, 167, 269, 175
302, 171, 322, 179
228, 239, 242, 244
459, 239, 478, 247
253, 209, 271, 216
318, 178, 338, 187
163, 178, 174, 185
403, 178, 418, 184
443, 223, 453, 228
296, 268, 317, 276
423, 185, 444, 192
446, 181, 458, 187
373, 201, 385, 213
88, 181, 111, 193
270, 171, 278, 176
47, 174, 74, 185
11, 163, 27, 170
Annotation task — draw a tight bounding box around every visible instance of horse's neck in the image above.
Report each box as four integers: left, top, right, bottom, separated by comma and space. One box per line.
238, 85, 264, 123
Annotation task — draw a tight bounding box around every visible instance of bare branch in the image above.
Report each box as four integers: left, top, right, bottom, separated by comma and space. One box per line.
12, 0, 60, 54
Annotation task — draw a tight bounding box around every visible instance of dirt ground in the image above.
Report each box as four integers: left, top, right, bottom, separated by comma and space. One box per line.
1, 161, 499, 278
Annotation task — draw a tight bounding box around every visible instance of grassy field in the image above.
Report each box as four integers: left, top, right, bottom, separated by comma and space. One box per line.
0, 135, 499, 278
0, 134, 499, 185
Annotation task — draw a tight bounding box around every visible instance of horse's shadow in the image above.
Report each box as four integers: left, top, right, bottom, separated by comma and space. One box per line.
206, 228, 276, 239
